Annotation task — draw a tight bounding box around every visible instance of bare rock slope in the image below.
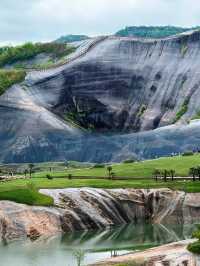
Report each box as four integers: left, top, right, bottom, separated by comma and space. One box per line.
1, 31, 200, 162
0, 188, 200, 241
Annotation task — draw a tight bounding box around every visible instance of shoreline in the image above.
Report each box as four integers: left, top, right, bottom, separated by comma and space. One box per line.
89, 239, 198, 266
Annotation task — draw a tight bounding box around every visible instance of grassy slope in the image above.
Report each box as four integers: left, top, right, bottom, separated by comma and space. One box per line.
3, 178, 200, 192
1, 154, 200, 206
0, 69, 26, 95
33, 154, 200, 178
0, 188, 53, 206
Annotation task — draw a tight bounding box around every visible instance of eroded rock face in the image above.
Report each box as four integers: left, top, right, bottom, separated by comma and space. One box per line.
2, 32, 200, 163
0, 201, 63, 241
41, 188, 200, 227
26, 31, 200, 132
0, 188, 200, 242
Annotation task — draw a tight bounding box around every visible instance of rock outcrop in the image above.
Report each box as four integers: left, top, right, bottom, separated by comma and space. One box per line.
0, 188, 200, 241
0, 201, 63, 241
2, 31, 200, 162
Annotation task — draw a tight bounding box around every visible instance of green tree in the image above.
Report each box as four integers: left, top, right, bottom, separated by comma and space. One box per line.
73, 250, 85, 266
170, 169, 175, 181
153, 169, 160, 182
163, 169, 168, 182
107, 166, 112, 179
189, 167, 196, 182
28, 163, 34, 178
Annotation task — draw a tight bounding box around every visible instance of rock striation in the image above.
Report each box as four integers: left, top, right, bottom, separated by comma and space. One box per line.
2, 31, 200, 162
0, 188, 200, 241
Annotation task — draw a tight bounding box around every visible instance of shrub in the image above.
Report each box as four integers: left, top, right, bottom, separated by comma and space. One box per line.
0, 70, 26, 95
182, 151, 194, 156
123, 159, 136, 164
46, 174, 53, 180
93, 164, 105, 168
187, 241, 200, 254
137, 104, 147, 117
68, 174, 72, 180
173, 97, 190, 123
187, 226, 200, 254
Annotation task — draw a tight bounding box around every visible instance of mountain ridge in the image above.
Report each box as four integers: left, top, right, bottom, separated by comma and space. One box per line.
115, 25, 200, 38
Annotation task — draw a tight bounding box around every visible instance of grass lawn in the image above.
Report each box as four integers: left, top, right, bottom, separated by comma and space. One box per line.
0, 188, 53, 206
32, 154, 200, 178
1, 154, 200, 206
0, 177, 200, 206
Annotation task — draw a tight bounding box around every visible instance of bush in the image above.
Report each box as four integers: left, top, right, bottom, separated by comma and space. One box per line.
123, 159, 136, 164
68, 174, 72, 180
93, 164, 105, 168
173, 97, 190, 123
0, 70, 26, 95
46, 174, 53, 180
187, 241, 200, 254
187, 226, 200, 254
182, 151, 194, 156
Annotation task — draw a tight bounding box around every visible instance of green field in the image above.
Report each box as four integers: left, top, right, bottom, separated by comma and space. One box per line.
1, 154, 200, 206
0, 177, 199, 206
32, 154, 200, 178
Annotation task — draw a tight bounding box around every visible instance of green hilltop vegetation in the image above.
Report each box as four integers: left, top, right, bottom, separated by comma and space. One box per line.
115, 26, 200, 38
55, 34, 90, 43
0, 42, 75, 95
1, 154, 200, 206
0, 69, 26, 95
0, 42, 75, 68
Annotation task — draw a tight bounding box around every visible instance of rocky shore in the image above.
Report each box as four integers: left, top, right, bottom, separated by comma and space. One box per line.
89, 239, 200, 266
0, 188, 200, 241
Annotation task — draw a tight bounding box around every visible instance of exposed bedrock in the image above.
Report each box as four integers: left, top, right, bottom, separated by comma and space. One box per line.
0, 188, 200, 241
26, 31, 200, 132
2, 31, 200, 162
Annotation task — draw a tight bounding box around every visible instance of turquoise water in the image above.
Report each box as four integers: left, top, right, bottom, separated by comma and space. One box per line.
0, 223, 196, 266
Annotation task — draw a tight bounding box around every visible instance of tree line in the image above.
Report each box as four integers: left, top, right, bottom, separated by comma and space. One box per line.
0, 42, 75, 67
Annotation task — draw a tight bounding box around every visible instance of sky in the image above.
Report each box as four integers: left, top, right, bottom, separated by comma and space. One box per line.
1, 0, 200, 45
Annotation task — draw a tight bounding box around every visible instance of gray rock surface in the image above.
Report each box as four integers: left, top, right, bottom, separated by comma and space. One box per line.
1, 31, 200, 162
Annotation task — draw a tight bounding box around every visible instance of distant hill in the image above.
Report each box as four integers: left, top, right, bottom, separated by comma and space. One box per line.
115, 26, 200, 38
55, 35, 90, 43
0, 42, 75, 69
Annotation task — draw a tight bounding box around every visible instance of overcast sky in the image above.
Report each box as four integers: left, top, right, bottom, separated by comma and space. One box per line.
1, 0, 200, 45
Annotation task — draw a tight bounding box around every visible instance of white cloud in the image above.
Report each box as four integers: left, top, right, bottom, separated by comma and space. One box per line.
0, 0, 200, 44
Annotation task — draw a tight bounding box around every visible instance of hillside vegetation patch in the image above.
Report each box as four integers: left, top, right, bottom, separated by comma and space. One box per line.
0, 69, 26, 95
0, 42, 75, 68
173, 97, 190, 123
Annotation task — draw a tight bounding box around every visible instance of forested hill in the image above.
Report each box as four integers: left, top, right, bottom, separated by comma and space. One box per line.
115, 26, 200, 38
55, 35, 90, 43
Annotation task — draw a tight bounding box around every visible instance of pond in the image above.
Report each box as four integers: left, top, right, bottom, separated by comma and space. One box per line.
0, 223, 196, 266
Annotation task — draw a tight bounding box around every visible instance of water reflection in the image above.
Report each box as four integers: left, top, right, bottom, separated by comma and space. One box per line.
0, 223, 196, 266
